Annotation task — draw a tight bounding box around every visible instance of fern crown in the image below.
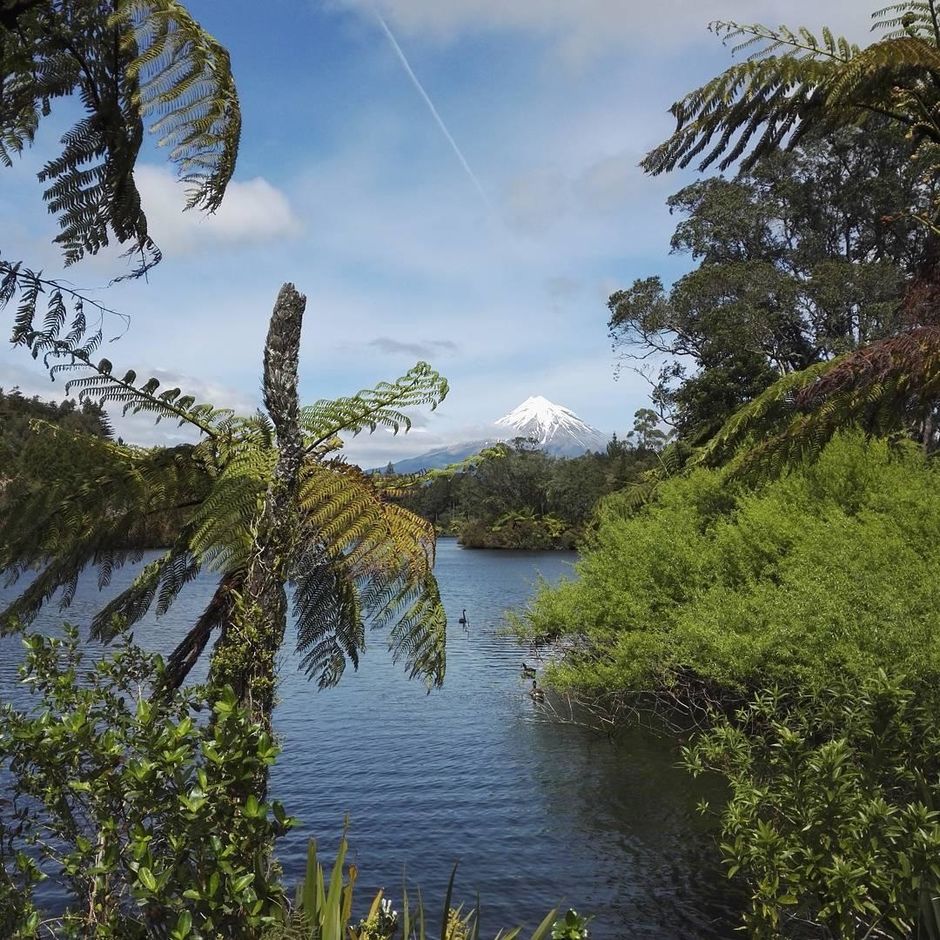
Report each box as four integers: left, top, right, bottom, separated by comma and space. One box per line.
1, 0, 240, 273
0, 284, 451, 692
643, 1, 940, 204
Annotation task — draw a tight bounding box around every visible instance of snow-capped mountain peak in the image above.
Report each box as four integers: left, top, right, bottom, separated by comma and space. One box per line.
379, 396, 608, 472
494, 395, 607, 455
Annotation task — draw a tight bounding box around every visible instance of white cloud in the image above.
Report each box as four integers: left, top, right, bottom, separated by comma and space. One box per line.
502, 150, 656, 234
135, 165, 303, 254
0, 361, 65, 402
365, 337, 459, 357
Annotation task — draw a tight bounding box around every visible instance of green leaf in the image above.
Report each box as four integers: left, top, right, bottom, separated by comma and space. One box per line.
138, 866, 158, 892
172, 909, 193, 938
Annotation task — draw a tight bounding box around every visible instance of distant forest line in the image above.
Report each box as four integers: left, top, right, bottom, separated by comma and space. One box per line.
0, 387, 666, 552
390, 409, 668, 549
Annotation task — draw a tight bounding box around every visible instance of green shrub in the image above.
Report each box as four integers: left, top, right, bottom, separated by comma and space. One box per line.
1, 628, 579, 940
0, 627, 292, 939
459, 510, 576, 550
521, 433, 940, 710
684, 672, 940, 938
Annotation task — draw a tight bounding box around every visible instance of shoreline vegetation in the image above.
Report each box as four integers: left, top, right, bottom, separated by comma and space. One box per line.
4, 0, 940, 936
510, 3, 940, 934
0, 390, 666, 553
390, 414, 667, 551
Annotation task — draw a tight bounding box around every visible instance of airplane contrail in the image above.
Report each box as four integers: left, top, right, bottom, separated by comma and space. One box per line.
373, 10, 493, 211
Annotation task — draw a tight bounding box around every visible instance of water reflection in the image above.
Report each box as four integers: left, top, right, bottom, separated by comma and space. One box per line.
0, 541, 740, 938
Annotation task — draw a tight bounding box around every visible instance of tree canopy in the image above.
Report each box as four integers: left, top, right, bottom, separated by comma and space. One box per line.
612, 125, 931, 443
395, 426, 663, 550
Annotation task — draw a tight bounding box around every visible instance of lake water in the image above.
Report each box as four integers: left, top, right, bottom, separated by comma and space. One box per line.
0, 540, 740, 938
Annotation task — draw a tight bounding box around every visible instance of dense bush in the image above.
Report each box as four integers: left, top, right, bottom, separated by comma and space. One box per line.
0, 629, 580, 940
521, 433, 940, 709
458, 510, 577, 550
685, 672, 940, 938
0, 628, 292, 939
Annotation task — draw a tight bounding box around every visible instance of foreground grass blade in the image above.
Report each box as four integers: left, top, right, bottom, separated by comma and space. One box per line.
441, 862, 458, 940
529, 909, 558, 940
301, 838, 318, 921
324, 832, 349, 940
402, 879, 411, 940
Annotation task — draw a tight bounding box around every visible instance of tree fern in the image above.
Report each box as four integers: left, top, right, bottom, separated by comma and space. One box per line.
641, 2, 940, 480
1, 0, 240, 272
0, 282, 451, 720
643, 4, 940, 188
693, 326, 940, 478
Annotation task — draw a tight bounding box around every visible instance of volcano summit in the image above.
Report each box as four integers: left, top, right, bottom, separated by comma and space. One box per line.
384, 396, 608, 473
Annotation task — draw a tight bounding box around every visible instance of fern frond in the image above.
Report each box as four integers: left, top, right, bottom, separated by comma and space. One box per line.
61, 357, 228, 436
188, 446, 271, 569
0, 550, 88, 631
89, 555, 164, 641
113, 0, 240, 212
643, 13, 939, 179
827, 37, 940, 109
694, 360, 835, 468
301, 362, 448, 450
697, 326, 940, 479
387, 574, 446, 688
715, 21, 857, 62
0, 424, 209, 628
873, 2, 940, 42
292, 556, 364, 688
89, 533, 200, 640
291, 459, 443, 687
164, 570, 243, 689
1, 0, 240, 271
1, 256, 136, 370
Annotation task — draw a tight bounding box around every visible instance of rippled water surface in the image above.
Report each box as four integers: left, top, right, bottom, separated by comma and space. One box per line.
0, 541, 740, 938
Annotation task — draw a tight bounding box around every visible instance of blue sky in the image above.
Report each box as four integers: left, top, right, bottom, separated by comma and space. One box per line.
1, 0, 873, 465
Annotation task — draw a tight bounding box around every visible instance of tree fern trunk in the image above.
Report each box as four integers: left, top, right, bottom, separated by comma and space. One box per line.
211, 283, 306, 726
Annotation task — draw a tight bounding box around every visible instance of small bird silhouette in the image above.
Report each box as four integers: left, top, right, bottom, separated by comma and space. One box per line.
521, 662, 537, 679
529, 678, 545, 702
458, 609, 468, 626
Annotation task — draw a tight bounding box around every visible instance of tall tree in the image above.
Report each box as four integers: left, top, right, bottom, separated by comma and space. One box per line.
612, 125, 930, 443
0, 284, 450, 724
641, 1, 940, 463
